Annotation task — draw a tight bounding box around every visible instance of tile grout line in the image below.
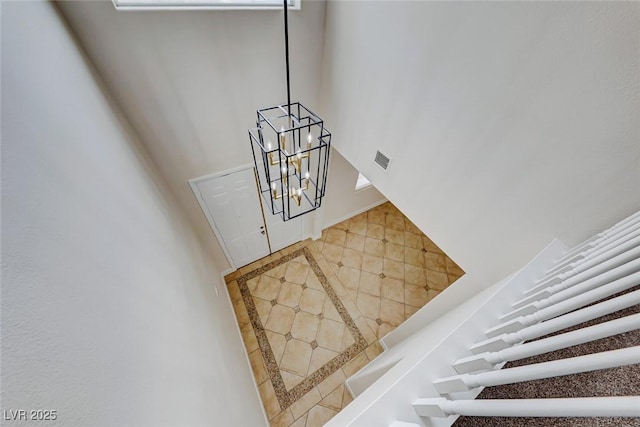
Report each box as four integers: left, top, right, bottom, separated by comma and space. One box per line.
225, 202, 465, 426
235, 246, 368, 413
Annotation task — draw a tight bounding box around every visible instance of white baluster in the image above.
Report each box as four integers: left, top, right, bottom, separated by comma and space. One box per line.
527, 235, 640, 296
471, 288, 640, 354
513, 251, 640, 309
413, 396, 640, 418
455, 313, 640, 373
506, 255, 640, 320
545, 220, 640, 277
551, 210, 640, 266
485, 270, 640, 338
434, 346, 640, 393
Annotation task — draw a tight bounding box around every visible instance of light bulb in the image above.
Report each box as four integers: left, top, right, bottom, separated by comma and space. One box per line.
271, 182, 276, 190
281, 165, 287, 174
305, 171, 310, 179
307, 133, 313, 144
279, 127, 287, 151
267, 141, 272, 150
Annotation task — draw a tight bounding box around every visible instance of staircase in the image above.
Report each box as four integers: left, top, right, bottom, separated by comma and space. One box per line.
325, 210, 640, 426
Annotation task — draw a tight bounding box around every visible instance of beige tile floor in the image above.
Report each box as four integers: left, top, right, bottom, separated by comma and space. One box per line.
224, 202, 464, 427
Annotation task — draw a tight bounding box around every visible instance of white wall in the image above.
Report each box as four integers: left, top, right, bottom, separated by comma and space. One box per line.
320, 0, 640, 284
1, 2, 265, 426
321, 148, 386, 229
57, 0, 329, 270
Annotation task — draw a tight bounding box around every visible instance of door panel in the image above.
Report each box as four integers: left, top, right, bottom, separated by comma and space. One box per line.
196, 168, 270, 268
263, 201, 301, 253
252, 159, 302, 252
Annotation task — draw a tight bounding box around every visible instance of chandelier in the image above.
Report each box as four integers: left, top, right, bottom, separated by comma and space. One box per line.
248, 0, 331, 222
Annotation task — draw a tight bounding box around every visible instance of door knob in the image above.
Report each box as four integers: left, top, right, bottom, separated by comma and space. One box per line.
261, 230, 266, 235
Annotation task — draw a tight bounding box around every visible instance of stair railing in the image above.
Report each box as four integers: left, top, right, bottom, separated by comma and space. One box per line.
410, 209, 640, 423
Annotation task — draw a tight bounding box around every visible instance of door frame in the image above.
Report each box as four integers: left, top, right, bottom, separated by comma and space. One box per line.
189, 163, 266, 270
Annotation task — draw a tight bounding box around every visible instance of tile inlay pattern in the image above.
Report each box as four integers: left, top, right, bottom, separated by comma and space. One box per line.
236, 247, 367, 410
226, 202, 464, 425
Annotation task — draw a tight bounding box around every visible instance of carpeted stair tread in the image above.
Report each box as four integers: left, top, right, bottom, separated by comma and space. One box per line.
453, 292, 640, 426
454, 415, 640, 426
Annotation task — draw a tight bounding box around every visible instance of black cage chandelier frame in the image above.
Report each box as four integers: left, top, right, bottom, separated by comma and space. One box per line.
248, 0, 331, 222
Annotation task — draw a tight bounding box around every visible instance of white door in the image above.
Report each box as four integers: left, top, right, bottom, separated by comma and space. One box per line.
194, 168, 270, 268
262, 202, 302, 253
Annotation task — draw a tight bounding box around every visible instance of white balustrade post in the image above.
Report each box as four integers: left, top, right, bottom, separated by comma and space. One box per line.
506, 254, 640, 319
455, 313, 640, 373
435, 346, 640, 393
526, 237, 640, 296
545, 221, 640, 277
413, 397, 640, 418
471, 288, 640, 354
552, 210, 640, 266
485, 270, 640, 338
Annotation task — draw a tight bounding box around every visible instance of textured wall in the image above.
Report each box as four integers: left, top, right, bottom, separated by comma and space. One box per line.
1, 2, 266, 425
321, 148, 387, 229
57, 0, 329, 270
320, 1, 640, 283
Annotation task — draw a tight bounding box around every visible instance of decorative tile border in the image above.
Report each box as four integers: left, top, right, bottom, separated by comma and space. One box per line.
236, 246, 367, 410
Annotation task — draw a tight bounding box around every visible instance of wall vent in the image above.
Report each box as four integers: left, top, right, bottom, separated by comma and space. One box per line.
374, 150, 391, 172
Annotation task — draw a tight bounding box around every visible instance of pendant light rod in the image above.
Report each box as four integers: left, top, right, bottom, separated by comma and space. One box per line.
248, 0, 331, 222
283, 0, 291, 119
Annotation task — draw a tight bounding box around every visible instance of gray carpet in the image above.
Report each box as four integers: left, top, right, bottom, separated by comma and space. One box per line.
453, 285, 640, 427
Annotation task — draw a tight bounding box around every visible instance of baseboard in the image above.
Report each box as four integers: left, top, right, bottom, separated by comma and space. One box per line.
218, 272, 270, 427
322, 198, 388, 230
301, 232, 323, 241
221, 267, 236, 276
